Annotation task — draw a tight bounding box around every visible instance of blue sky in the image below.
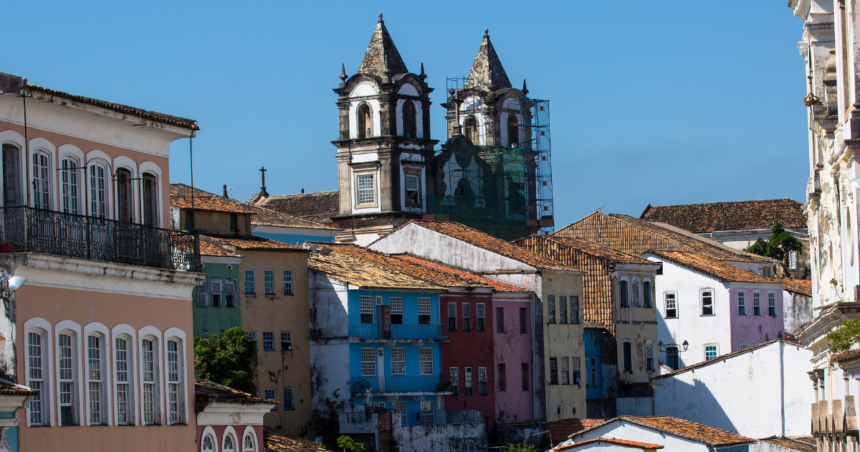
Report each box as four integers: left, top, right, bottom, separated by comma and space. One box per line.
5, 1, 808, 228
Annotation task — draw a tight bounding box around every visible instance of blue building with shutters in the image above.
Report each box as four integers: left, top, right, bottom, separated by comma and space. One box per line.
584, 328, 604, 403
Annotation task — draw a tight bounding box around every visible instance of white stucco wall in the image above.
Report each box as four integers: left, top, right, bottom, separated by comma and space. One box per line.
569, 420, 712, 452
308, 270, 351, 410
393, 417, 487, 452
652, 341, 812, 438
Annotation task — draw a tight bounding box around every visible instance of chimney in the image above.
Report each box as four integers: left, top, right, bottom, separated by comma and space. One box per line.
223, 184, 228, 198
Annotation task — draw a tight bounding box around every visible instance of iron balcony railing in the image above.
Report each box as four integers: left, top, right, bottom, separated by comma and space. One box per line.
351, 375, 445, 394
0, 206, 201, 272
348, 323, 442, 340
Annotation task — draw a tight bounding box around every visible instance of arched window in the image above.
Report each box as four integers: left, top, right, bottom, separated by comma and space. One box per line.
223, 433, 236, 452
58, 331, 79, 426
32, 151, 51, 210
116, 168, 133, 223
357, 103, 373, 139
2, 143, 22, 206
142, 173, 158, 227
464, 117, 478, 144
26, 326, 51, 425
114, 334, 135, 425
167, 338, 185, 424
507, 114, 519, 147
402, 101, 416, 138
141, 337, 160, 425
202, 434, 216, 452
89, 161, 108, 218
86, 333, 108, 425
645, 340, 654, 372
631, 279, 640, 307
243, 432, 256, 452
61, 157, 81, 215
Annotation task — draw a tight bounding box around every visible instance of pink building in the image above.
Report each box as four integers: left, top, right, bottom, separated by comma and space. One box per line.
0, 73, 206, 451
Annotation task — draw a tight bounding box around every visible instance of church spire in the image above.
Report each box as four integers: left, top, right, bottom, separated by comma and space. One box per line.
465, 28, 512, 91
357, 13, 408, 78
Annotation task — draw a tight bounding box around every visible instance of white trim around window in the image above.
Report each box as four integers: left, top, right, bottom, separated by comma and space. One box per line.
0, 130, 27, 208
201, 425, 220, 452
163, 327, 188, 425
222, 425, 239, 452
58, 144, 85, 215
111, 324, 138, 426
113, 156, 140, 224
86, 150, 114, 219
24, 317, 53, 426
704, 343, 719, 361
700, 289, 715, 316
664, 291, 678, 319
28, 138, 58, 210
138, 326, 163, 426
242, 425, 258, 452
54, 319, 84, 426
83, 322, 112, 426
139, 161, 163, 228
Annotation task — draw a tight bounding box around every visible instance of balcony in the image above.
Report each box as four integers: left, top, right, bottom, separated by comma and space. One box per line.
348, 323, 443, 341
339, 411, 378, 434
351, 375, 450, 395
407, 409, 484, 426
0, 207, 201, 272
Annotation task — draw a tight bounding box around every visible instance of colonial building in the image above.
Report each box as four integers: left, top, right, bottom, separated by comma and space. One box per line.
0, 72, 205, 451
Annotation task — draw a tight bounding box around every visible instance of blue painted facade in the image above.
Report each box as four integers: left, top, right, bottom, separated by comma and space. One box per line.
0, 409, 19, 452
253, 231, 336, 246
584, 328, 603, 400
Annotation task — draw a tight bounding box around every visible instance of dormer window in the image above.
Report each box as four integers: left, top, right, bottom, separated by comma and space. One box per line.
358, 103, 373, 139
402, 101, 416, 138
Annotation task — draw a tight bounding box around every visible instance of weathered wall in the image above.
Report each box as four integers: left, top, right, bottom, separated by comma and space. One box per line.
729, 287, 785, 347
193, 259, 242, 337
392, 417, 487, 452
496, 422, 543, 447
569, 420, 712, 451
308, 271, 351, 412
492, 295, 534, 424
782, 290, 813, 335
652, 341, 812, 438
179, 210, 252, 235
615, 397, 654, 416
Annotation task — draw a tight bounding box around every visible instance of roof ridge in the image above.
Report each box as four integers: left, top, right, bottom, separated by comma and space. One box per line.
651, 339, 801, 379
357, 14, 408, 78
310, 248, 443, 290
644, 198, 801, 210
464, 29, 512, 91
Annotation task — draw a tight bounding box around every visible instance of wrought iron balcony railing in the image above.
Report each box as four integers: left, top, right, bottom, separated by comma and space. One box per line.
0, 207, 201, 272
351, 375, 447, 394
348, 323, 442, 340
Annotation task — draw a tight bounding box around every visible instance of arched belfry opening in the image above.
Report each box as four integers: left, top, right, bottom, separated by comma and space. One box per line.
464, 117, 478, 144
402, 101, 416, 138
507, 114, 519, 147
357, 103, 373, 139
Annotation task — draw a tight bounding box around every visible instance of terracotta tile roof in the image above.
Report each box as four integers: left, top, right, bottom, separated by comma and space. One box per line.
646, 251, 779, 284
575, 416, 755, 447
199, 236, 241, 257
24, 84, 199, 130
171, 196, 256, 214
555, 212, 775, 264
516, 235, 653, 265
760, 436, 817, 452
394, 255, 530, 293
263, 427, 328, 452
782, 278, 812, 297
194, 378, 273, 414
640, 198, 807, 234
255, 191, 340, 225
789, 437, 818, 449
326, 244, 489, 290
0, 378, 36, 396
555, 437, 664, 450
202, 234, 307, 252
170, 183, 215, 198
404, 221, 580, 272
652, 339, 802, 379
832, 348, 860, 363
308, 249, 444, 291
546, 419, 606, 445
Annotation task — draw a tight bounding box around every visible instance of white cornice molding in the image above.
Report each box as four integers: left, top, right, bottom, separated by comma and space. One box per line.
196, 401, 274, 426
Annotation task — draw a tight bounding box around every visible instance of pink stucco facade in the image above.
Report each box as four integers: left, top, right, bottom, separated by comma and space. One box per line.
492, 296, 534, 424
729, 286, 785, 351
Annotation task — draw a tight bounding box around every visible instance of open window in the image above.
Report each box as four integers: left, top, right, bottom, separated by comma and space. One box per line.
418, 298, 431, 325
464, 116, 478, 144
665, 292, 678, 318
507, 114, 519, 147
357, 103, 373, 139
390, 297, 404, 325
360, 296, 374, 324
116, 168, 133, 223
404, 168, 422, 208
142, 173, 158, 227
701, 290, 714, 316
2, 144, 21, 206
402, 101, 416, 138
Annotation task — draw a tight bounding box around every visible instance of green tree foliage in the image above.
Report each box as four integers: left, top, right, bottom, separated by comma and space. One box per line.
745, 221, 804, 263
337, 436, 365, 452
827, 318, 860, 352
507, 440, 538, 452
194, 327, 256, 393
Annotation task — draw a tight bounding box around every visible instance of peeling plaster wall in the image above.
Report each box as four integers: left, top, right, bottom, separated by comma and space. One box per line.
392, 417, 487, 452
308, 270, 351, 411
652, 341, 812, 438
492, 296, 534, 424
782, 291, 813, 334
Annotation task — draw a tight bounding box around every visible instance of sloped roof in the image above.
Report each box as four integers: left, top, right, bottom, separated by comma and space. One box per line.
640, 199, 807, 233
23, 84, 199, 130
782, 278, 812, 297
357, 14, 408, 78
646, 251, 779, 284
574, 416, 755, 447
327, 244, 489, 290
760, 436, 817, 452
555, 437, 664, 450
255, 191, 340, 225
555, 212, 775, 264
464, 30, 512, 91
263, 427, 329, 452
0, 378, 35, 396
517, 235, 653, 265
394, 254, 530, 293
309, 249, 444, 291
171, 196, 256, 214
652, 339, 802, 380
203, 234, 307, 252
194, 378, 273, 414
199, 236, 241, 257
402, 221, 580, 272
545, 418, 606, 446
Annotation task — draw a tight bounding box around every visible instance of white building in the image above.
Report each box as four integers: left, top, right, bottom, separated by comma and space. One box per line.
652, 340, 812, 438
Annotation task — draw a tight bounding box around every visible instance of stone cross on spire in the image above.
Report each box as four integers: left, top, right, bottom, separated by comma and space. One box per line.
357, 13, 408, 78
259, 166, 269, 198
465, 28, 512, 91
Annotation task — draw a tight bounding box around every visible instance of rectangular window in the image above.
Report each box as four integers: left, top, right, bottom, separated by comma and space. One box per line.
264, 270, 275, 295
753, 292, 762, 316
701, 290, 714, 316
114, 337, 131, 425
519, 308, 527, 333
646, 341, 654, 372
450, 367, 459, 396
768, 293, 777, 316
420, 401, 434, 425
142, 173, 158, 226
665, 293, 677, 318
590, 357, 597, 387
521, 363, 529, 391
478, 367, 487, 396
246, 331, 257, 350
547, 296, 556, 323
283, 387, 295, 410
476, 303, 486, 332
361, 349, 376, 376
498, 363, 506, 392
570, 296, 579, 324
705, 345, 718, 360
229, 212, 238, 233
244, 270, 255, 294
418, 298, 432, 325
210, 278, 222, 307
283, 270, 293, 295
560, 357, 570, 385
265, 389, 276, 402
61, 158, 79, 215
263, 332, 274, 351
572, 357, 581, 387
360, 295, 374, 324
167, 340, 181, 424
395, 400, 408, 427
465, 367, 473, 396
356, 173, 375, 206
631, 280, 641, 307
90, 164, 106, 218
33, 153, 50, 210
788, 251, 797, 270
419, 348, 433, 375
88, 335, 104, 425
142, 339, 157, 426
390, 297, 404, 324
738, 291, 746, 315
225, 279, 236, 308
620, 281, 629, 307
196, 279, 208, 307
623, 342, 632, 373
497, 307, 505, 333
462, 303, 472, 332
2, 145, 20, 207
405, 173, 421, 208
549, 357, 558, 384
391, 348, 406, 376
643, 281, 652, 308
448, 302, 457, 331
281, 331, 292, 351
559, 296, 568, 324
59, 333, 76, 426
